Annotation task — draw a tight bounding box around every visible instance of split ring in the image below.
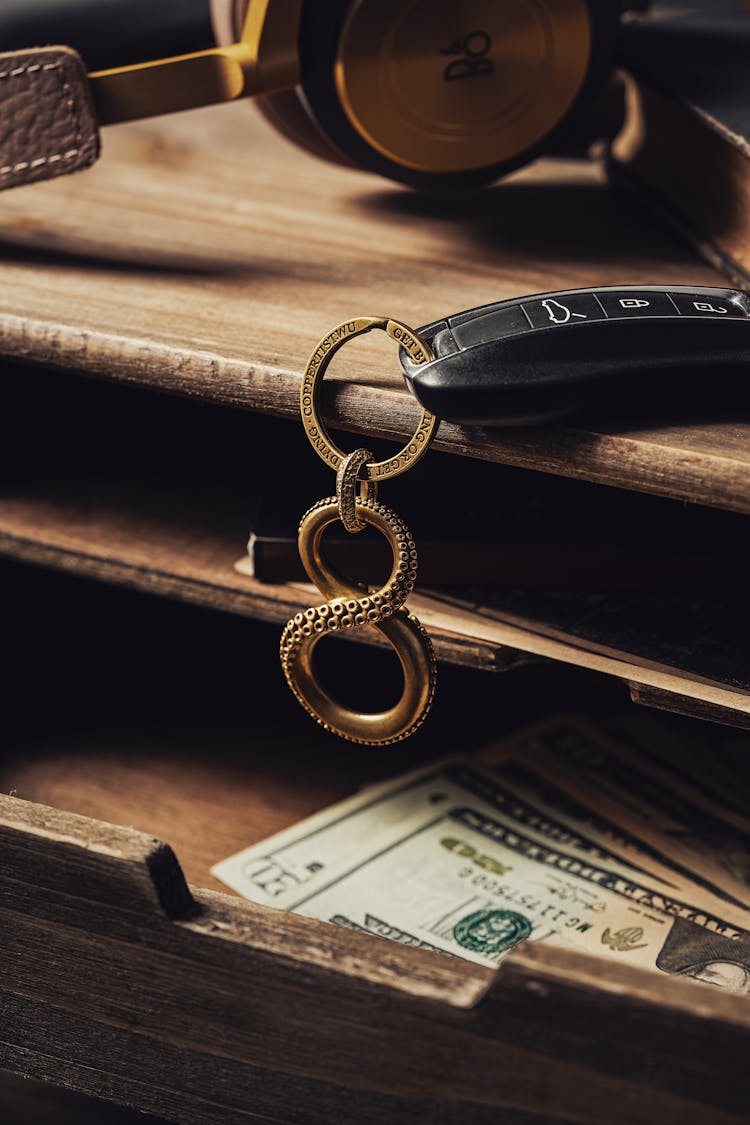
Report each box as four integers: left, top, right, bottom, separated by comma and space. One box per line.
299, 316, 439, 482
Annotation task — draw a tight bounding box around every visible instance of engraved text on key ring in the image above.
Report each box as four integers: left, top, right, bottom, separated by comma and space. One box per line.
300, 316, 439, 479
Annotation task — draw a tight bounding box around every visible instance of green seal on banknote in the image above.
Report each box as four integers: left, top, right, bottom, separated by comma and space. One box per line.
453, 908, 532, 955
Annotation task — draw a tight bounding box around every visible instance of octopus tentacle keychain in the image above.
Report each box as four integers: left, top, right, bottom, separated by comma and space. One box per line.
280, 317, 439, 746
279, 284, 750, 742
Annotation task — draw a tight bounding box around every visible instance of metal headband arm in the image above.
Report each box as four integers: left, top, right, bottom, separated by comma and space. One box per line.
89, 0, 301, 125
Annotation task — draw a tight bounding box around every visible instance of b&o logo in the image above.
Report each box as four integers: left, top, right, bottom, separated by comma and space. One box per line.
440, 30, 494, 82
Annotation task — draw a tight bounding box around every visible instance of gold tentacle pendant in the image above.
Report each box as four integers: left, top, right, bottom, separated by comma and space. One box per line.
280, 317, 440, 746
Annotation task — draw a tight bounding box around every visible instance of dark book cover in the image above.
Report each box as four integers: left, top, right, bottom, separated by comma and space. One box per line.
248, 473, 750, 591
443, 586, 750, 694
612, 2, 750, 284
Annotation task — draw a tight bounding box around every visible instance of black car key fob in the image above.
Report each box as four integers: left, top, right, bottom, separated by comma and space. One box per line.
398, 285, 750, 426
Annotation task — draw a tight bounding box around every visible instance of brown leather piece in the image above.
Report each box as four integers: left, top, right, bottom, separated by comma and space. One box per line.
0, 46, 100, 191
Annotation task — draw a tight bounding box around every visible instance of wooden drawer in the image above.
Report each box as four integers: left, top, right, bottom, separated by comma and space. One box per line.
3, 763, 750, 1125
2, 100, 749, 1124
1, 569, 749, 1125
2, 365, 749, 730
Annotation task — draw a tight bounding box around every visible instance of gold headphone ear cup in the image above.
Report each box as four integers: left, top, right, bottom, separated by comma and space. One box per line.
298, 0, 621, 190
255, 91, 356, 168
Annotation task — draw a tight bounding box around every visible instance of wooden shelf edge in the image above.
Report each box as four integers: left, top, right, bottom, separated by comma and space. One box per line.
2, 312, 750, 516
4, 525, 750, 727
0, 531, 518, 675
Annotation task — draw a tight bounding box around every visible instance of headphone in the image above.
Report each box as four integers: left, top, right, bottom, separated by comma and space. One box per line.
2, 1, 647, 191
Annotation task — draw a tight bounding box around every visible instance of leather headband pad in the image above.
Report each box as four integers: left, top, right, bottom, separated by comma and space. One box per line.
0, 46, 100, 190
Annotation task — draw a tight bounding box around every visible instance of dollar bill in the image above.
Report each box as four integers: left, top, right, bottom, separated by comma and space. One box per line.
481, 714, 750, 911
606, 713, 750, 823
212, 750, 750, 993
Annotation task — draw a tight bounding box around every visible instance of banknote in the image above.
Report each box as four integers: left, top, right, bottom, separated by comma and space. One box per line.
482, 714, 750, 911
606, 713, 750, 822
213, 752, 750, 993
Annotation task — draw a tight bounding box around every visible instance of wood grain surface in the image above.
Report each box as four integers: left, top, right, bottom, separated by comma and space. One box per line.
2, 345, 747, 726
3, 100, 750, 1125
3, 790, 750, 1125
0, 1070, 169, 1125
0, 471, 514, 673
0, 549, 542, 895
0, 104, 748, 512
0, 552, 626, 897
4, 464, 750, 726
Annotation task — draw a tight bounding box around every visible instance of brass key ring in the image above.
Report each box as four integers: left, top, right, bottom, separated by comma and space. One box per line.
281, 317, 439, 746
300, 316, 439, 480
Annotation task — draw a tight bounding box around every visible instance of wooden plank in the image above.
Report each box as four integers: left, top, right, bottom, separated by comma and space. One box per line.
435, 587, 750, 697
2, 792, 750, 1125
628, 683, 750, 731
421, 604, 750, 721
0, 472, 516, 675
0, 646, 526, 895
0, 106, 747, 512
0, 1070, 169, 1125
2, 468, 749, 726
0, 794, 487, 1003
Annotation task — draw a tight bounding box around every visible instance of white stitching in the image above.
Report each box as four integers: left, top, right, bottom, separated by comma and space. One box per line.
0, 149, 81, 176
0, 62, 59, 81
0, 57, 97, 179
56, 59, 81, 158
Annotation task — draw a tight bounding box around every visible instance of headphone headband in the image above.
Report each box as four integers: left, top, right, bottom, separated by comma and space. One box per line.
89, 0, 301, 125
0, 45, 99, 190
0, 0, 630, 192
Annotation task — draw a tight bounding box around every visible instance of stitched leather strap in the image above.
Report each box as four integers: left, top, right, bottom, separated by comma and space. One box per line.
0, 46, 100, 190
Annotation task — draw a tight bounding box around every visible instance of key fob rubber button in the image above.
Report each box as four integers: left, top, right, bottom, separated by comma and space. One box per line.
596, 291, 676, 318
521, 294, 605, 329
668, 292, 745, 317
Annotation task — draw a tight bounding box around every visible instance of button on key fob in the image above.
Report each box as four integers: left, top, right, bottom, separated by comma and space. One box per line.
398, 285, 750, 425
